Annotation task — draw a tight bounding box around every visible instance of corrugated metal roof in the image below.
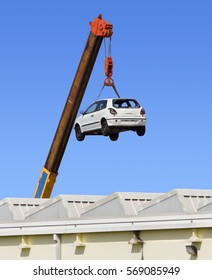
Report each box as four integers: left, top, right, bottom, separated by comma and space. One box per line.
0, 189, 212, 222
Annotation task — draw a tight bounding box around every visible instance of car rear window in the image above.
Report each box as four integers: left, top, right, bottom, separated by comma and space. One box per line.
113, 99, 140, 108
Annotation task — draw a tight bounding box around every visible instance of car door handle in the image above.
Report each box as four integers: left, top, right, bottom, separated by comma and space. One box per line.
91, 114, 94, 117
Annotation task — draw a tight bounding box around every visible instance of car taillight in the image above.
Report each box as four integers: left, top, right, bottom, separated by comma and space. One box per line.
140, 108, 145, 116
109, 108, 117, 116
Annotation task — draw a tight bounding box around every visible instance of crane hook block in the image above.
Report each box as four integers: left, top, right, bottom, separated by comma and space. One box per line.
90, 14, 113, 37
104, 56, 114, 86
104, 56, 113, 77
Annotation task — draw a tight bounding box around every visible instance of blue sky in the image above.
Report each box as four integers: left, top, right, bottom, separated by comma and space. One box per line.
0, 1, 212, 198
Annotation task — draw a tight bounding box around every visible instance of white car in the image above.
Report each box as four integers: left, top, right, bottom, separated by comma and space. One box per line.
74, 98, 146, 141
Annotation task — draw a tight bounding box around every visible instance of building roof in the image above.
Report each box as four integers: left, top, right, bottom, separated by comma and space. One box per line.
1, 189, 212, 222
1, 189, 212, 236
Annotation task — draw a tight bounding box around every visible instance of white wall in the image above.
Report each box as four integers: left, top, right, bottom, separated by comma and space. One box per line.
0, 228, 211, 260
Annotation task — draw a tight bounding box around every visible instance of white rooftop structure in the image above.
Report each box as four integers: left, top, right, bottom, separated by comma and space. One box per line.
1, 189, 212, 222
1, 188, 212, 260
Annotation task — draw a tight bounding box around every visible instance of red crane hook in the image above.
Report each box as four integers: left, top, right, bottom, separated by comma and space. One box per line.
104, 56, 114, 86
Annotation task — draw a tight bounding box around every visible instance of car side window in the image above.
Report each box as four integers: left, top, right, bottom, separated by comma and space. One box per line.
96, 100, 107, 111
84, 103, 98, 114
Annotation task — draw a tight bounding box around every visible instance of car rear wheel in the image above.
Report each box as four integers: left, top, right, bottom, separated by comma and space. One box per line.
75, 125, 85, 141
101, 119, 110, 136
109, 133, 119, 141
136, 126, 146, 136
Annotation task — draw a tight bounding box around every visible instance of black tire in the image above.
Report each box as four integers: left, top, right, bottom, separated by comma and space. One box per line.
75, 125, 85, 141
101, 119, 110, 136
109, 133, 119, 141
136, 126, 146, 136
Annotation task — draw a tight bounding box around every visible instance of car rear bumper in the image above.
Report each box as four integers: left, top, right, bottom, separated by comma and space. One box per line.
107, 118, 146, 127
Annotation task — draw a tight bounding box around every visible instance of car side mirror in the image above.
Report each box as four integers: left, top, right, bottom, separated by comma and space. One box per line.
80, 110, 85, 115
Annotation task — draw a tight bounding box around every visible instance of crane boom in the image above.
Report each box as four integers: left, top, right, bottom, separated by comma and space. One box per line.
34, 15, 113, 198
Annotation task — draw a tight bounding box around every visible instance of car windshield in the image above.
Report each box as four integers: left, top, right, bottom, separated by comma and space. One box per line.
112, 99, 140, 108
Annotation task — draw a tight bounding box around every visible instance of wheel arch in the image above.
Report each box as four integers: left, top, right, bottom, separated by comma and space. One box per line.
100, 117, 107, 125
74, 123, 80, 129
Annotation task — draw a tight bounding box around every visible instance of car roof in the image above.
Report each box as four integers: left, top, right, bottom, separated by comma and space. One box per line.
96, 98, 138, 101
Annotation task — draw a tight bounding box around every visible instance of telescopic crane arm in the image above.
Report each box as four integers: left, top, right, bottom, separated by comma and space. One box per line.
34, 15, 113, 198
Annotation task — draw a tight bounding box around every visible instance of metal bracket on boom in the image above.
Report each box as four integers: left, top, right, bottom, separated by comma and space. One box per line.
34, 167, 57, 198
90, 14, 113, 37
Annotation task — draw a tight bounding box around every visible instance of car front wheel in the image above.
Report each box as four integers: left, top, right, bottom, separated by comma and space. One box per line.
101, 119, 110, 136
136, 126, 146, 136
75, 125, 85, 141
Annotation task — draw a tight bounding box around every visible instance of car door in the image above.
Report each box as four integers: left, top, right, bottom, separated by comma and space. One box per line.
79, 102, 98, 132
90, 100, 108, 131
